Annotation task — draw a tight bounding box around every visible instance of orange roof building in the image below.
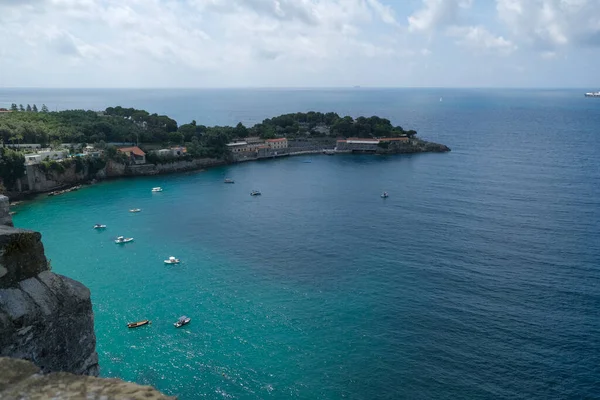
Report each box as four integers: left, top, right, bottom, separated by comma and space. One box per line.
118, 146, 146, 164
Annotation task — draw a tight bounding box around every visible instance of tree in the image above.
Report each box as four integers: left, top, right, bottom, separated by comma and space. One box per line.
331, 116, 356, 137
187, 137, 203, 158
26, 104, 32, 112
105, 145, 118, 159
19, 104, 24, 112
168, 131, 184, 145
32, 104, 38, 113
41, 104, 49, 113
234, 122, 248, 138
178, 123, 197, 142
0, 148, 25, 189
10, 104, 17, 112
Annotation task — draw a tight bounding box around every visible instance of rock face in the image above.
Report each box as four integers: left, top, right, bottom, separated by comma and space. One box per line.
383, 138, 451, 154
0, 357, 175, 399
0, 195, 99, 376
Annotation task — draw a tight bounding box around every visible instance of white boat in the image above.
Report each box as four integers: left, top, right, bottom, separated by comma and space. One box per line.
224, 178, 234, 184
164, 256, 180, 264
152, 187, 163, 192
115, 236, 134, 244
381, 192, 389, 198
250, 190, 262, 196
174, 315, 191, 328
93, 224, 106, 229
585, 91, 600, 97
129, 209, 141, 213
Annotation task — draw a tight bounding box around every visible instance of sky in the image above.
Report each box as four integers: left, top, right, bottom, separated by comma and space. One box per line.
0, 0, 599, 88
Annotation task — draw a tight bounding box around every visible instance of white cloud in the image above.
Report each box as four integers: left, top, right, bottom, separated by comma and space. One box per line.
496, 0, 600, 49
365, 0, 398, 25
447, 26, 516, 54
408, 0, 473, 32
0, 0, 599, 87
0, 0, 411, 87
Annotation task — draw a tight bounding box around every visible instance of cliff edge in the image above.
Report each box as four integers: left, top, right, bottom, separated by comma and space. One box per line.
0, 195, 99, 376
0, 357, 174, 399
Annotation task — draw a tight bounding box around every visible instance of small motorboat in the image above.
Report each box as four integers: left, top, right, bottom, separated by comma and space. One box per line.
164, 256, 180, 264
127, 320, 150, 329
381, 192, 389, 198
250, 190, 262, 196
224, 178, 234, 184
115, 236, 134, 244
174, 315, 191, 328
152, 187, 163, 192
129, 209, 141, 213
93, 224, 107, 229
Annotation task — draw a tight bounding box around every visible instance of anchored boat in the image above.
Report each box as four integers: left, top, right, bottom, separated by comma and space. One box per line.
164, 256, 180, 264
250, 190, 262, 196
127, 320, 150, 329
224, 178, 235, 184
115, 236, 134, 244
152, 187, 163, 192
93, 224, 106, 229
174, 316, 191, 328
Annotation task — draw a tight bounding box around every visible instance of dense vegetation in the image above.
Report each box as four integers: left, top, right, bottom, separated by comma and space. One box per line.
0, 106, 416, 148
0, 148, 25, 189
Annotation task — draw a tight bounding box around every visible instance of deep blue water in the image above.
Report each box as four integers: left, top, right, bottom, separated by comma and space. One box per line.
8, 88, 600, 399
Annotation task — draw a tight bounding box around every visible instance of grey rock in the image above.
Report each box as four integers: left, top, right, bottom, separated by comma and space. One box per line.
0, 225, 98, 376
0, 196, 13, 227
0, 225, 48, 289
19, 277, 54, 316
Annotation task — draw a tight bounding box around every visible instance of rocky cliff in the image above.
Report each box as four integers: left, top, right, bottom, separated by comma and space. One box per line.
0, 195, 99, 376
383, 138, 451, 154
0, 357, 174, 399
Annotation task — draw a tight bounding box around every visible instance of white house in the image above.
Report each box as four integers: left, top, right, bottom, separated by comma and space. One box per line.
37, 150, 68, 161
24, 150, 67, 165
25, 154, 42, 165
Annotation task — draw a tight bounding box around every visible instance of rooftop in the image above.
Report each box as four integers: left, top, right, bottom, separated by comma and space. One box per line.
118, 146, 145, 156
266, 138, 287, 142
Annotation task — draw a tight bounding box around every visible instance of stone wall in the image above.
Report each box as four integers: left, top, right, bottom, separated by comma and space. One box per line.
126, 158, 225, 176
0, 357, 174, 399
0, 195, 99, 376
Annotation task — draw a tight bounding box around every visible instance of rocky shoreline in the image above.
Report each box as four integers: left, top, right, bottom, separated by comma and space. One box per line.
7, 139, 450, 203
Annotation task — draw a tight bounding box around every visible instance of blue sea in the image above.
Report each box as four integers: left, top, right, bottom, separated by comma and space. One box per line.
7, 88, 600, 399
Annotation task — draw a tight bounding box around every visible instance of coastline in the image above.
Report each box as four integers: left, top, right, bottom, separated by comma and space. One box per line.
7, 141, 450, 204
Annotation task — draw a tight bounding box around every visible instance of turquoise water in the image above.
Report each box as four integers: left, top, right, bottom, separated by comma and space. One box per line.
10, 88, 600, 399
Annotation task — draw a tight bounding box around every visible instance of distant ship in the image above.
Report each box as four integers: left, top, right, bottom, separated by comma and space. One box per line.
584, 91, 600, 97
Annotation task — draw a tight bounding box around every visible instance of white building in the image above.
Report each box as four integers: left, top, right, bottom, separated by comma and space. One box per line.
226, 141, 250, 153
25, 154, 43, 165
25, 149, 68, 165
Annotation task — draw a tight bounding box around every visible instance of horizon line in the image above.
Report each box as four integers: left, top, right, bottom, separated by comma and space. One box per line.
0, 86, 596, 90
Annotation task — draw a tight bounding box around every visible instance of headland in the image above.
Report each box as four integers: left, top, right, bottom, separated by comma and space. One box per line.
0, 106, 449, 200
